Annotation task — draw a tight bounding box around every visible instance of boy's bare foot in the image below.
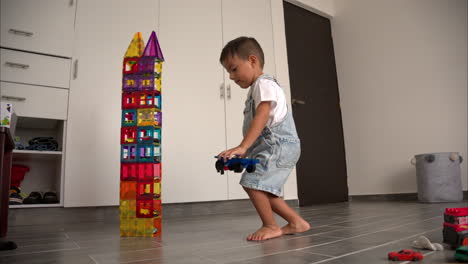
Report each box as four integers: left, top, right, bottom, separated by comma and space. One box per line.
281, 219, 310, 235
247, 225, 282, 241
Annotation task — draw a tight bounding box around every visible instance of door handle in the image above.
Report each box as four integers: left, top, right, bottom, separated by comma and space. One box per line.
227, 84, 231, 100
8, 29, 34, 37
5, 62, 30, 69
292, 98, 306, 105
1, 96, 26, 101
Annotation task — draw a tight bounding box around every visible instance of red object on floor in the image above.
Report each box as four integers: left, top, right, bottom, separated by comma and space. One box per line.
10, 165, 29, 188
388, 249, 423, 261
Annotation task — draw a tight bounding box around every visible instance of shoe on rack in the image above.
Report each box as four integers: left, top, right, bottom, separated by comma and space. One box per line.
23, 192, 43, 204
8, 188, 23, 205
42, 192, 59, 204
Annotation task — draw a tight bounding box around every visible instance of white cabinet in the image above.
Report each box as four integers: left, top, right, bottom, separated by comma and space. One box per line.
0, 49, 71, 89
65, 0, 159, 207
0, 82, 68, 120
65, 0, 276, 206
222, 0, 276, 200
159, 0, 227, 203
160, 0, 276, 202
0, 0, 76, 57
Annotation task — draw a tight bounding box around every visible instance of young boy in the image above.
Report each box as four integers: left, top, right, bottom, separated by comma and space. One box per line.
217, 37, 310, 241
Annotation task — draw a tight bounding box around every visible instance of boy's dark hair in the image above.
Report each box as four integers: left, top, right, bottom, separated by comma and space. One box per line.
219, 37, 265, 68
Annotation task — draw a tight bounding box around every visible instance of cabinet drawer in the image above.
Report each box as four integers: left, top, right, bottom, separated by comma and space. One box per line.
0, 82, 68, 120
0, 0, 76, 57
0, 49, 71, 89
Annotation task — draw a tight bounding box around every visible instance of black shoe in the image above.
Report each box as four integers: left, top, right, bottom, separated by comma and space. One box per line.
42, 192, 59, 204
23, 192, 43, 204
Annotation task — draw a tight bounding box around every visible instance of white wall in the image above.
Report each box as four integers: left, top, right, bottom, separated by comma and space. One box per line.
331, 0, 468, 195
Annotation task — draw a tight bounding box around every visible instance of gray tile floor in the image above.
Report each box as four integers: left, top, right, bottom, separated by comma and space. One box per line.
1, 200, 466, 264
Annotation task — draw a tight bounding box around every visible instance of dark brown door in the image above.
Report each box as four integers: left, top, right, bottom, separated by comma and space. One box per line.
283, 1, 348, 206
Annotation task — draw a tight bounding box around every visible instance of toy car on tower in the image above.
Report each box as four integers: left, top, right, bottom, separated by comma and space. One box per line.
215, 156, 260, 175
388, 249, 423, 261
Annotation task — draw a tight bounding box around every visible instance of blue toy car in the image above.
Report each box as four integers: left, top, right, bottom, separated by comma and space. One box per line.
214, 156, 260, 175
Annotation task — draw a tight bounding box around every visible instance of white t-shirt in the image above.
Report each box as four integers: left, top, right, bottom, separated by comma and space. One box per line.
248, 78, 287, 127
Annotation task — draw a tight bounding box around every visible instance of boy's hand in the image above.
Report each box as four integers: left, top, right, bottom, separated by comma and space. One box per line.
217, 145, 247, 161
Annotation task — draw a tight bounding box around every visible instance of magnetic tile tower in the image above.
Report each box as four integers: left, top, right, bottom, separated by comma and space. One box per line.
120, 31, 164, 237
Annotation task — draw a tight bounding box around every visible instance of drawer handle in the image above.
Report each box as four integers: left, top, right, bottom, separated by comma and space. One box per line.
8, 29, 34, 37
5, 62, 30, 69
1, 96, 26, 101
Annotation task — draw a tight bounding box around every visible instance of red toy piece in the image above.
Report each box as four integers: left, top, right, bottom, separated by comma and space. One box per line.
445, 207, 468, 225
388, 249, 423, 261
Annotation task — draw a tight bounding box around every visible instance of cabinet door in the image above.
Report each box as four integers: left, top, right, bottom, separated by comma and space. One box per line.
159, 0, 227, 203
222, 0, 276, 199
0, 0, 76, 57
65, 0, 159, 207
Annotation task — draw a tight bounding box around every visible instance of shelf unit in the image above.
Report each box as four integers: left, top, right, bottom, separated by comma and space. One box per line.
9, 117, 66, 208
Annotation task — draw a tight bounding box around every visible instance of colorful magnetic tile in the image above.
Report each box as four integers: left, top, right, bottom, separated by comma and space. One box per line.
121, 163, 138, 181
153, 200, 162, 218
124, 32, 145, 58
122, 109, 137, 126
122, 92, 138, 109
139, 73, 155, 91
137, 163, 154, 182
155, 112, 162, 127
123, 57, 139, 75
154, 163, 161, 182
137, 108, 155, 127
138, 56, 156, 74
136, 144, 154, 163
121, 144, 137, 162
155, 77, 161, 93
137, 126, 160, 144
137, 181, 153, 200
154, 145, 161, 163
136, 200, 153, 218
120, 181, 137, 200
121, 127, 137, 144
154, 182, 161, 200
153, 218, 162, 236
136, 218, 154, 237
142, 31, 164, 61
123, 74, 140, 92
120, 199, 136, 217
136, 91, 160, 109
120, 216, 136, 237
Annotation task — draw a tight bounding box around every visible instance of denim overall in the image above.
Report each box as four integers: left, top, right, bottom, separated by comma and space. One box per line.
240, 75, 301, 196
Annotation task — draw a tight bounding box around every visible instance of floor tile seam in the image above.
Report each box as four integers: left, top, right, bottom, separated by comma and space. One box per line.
10, 238, 71, 248
88, 254, 99, 264
302, 227, 441, 264
309, 215, 442, 237
304, 207, 440, 226
310, 212, 411, 227
326, 210, 443, 229
302, 211, 418, 230
0, 244, 81, 257
284, 215, 442, 242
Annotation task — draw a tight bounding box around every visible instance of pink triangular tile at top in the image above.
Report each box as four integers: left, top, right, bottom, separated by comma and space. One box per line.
124, 32, 145, 58
143, 31, 164, 61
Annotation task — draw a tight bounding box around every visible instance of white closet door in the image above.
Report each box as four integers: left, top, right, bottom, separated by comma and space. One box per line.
65, 0, 159, 207
159, 0, 227, 203
0, 0, 76, 57
222, 0, 276, 200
